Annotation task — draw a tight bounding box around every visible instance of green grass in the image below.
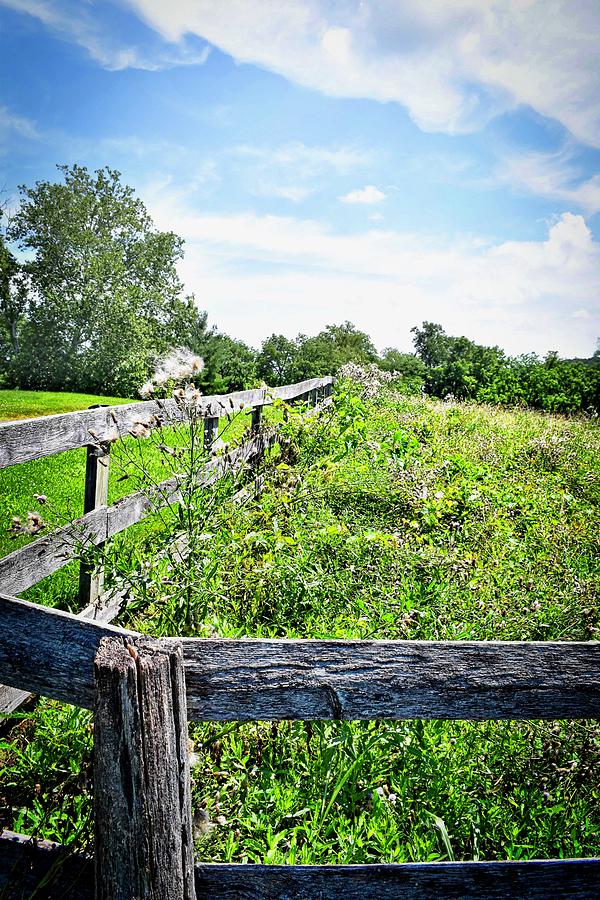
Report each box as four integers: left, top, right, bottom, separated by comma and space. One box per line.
1, 387, 599, 865
0, 389, 131, 422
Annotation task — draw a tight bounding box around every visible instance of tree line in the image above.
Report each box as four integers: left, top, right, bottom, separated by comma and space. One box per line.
1, 165, 598, 412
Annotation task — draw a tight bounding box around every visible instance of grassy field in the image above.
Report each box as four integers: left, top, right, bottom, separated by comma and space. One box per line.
0, 389, 131, 422
1, 385, 599, 864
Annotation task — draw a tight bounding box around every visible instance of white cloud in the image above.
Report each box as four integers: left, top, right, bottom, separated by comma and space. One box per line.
0, 105, 39, 139
339, 185, 385, 204
0, 0, 210, 70
0, 105, 39, 155
234, 142, 370, 175
499, 147, 600, 215
142, 180, 600, 357
233, 141, 371, 203
124, 0, 600, 145
253, 184, 315, 203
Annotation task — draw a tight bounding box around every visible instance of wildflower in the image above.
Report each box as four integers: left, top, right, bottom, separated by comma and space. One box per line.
25, 512, 45, 535
129, 422, 151, 439
151, 348, 205, 385
193, 809, 213, 838
102, 428, 119, 445
184, 384, 202, 406
33, 494, 47, 505
139, 381, 155, 399
188, 739, 200, 768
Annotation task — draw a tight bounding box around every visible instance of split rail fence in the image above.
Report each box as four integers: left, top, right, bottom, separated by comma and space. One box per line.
0, 375, 599, 898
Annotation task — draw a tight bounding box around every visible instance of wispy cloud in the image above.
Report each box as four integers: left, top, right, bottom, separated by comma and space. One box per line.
498, 147, 600, 215
234, 142, 371, 176
339, 185, 385, 204
232, 141, 371, 203
0, 105, 39, 141
124, 0, 600, 145
0, 0, 211, 70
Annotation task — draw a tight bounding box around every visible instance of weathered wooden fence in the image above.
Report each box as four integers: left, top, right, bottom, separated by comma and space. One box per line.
0, 376, 333, 714
0, 375, 599, 898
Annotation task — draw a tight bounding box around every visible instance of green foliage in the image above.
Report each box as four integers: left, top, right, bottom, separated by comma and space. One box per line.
3, 385, 599, 865
412, 322, 600, 412
257, 334, 299, 385
2, 356, 600, 876
4, 164, 209, 396
202, 333, 258, 393
295, 321, 378, 378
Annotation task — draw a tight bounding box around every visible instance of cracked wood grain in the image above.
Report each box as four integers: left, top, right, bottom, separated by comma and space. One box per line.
94, 637, 195, 899
1, 594, 598, 721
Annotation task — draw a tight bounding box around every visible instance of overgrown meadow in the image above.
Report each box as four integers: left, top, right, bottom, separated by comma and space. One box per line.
1, 376, 599, 864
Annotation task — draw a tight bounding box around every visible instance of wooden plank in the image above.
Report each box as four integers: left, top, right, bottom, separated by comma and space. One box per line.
204, 415, 219, 453
251, 404, 262, 434
0, 831, 93, 899
78, 442, 110, 606
1, 594, 599, 720
0, 588, 125, 714
0, 431, 274, 596
94, 638, 195, 899
1, 833, 599, 900
194, 860, 600, 898
0, 593, 135, 710
0, 377, 333, 467
178, 636, 600, 722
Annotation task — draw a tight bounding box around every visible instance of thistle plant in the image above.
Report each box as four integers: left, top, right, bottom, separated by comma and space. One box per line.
98, 347, 266, 633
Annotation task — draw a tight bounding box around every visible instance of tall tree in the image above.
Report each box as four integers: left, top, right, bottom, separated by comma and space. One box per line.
8, 164, 208, 396
257, 334, 299, 385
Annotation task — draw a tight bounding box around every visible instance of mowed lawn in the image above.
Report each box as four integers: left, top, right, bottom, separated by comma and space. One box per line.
0, 389, 131, 422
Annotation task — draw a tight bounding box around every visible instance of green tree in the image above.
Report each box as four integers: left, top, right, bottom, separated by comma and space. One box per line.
7, 164, 208, 396
202, 333, 257, 394
257, 334, 299, 385
411, 322, 451, 368
0, 234, 29, 379
295, 321, 377, 378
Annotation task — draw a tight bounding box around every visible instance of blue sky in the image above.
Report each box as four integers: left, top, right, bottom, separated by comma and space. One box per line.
1, 1, 599, 357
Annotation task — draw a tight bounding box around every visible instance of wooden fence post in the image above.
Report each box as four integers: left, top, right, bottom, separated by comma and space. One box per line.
204, 415, 219, 454
94, 637, 196, 900
78, 408, 110, 607
251, 404, 262, 434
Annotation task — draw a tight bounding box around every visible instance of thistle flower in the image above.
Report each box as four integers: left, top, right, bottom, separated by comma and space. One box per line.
34, 494, 47, 505
25, 512, 45, 535
151, 348, 205, 385
129, 422, 151, 439
139, 381, 154, 399
11, 511, 46, 536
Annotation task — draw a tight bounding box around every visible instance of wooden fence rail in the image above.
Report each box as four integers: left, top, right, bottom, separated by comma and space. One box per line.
0, 376, 333, 468
1, 373, 599, 897
0, 429, 275, 596
1, 832, 599, 900
0, 376, 332, 714
1, 594, 599, 722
